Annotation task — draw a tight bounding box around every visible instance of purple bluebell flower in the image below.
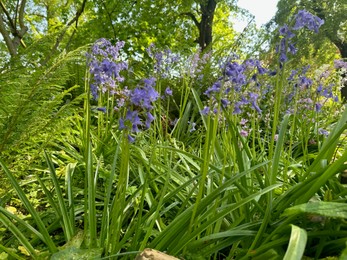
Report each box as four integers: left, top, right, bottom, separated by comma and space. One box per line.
317, 84, 323, 93
200, 106, 210, 115
165, 87, 173, 96
145, 112, 155, 129
299, 76, 313, 88
221, 98, 230, 108
315, 103, 322, 112
279, 24, 295, 38
147, 44, 180, 78
225, 62, 247, 87
288, 70, 298, 81
233, 102, 242, 114
189, 122, 196, 132
128, 134, 135, 143
130, 78, 159, 110
318, 128, 329, 136
97, 107, 107, 113
87, 38, 128, 99
288, 43, 297, 55
280, 52, 288, 63
268, 70, 277, 76
204, 81, 222, 97
257, 65, 267, 75
240, 118, 248, 125
249, 92, 262, 113
334, 60, 347, 69
322, 88, 333, 98
293, 10, 324, 33
125, 110, 142, 133
240, 129, 248, 137
119, 118, 126, 130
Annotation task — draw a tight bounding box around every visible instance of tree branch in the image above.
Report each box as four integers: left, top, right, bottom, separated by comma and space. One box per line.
42, 0, 87, 65
0, 14, 17, 56
181, 12, 200, 28
18, 0, 26, 30
0, 1, 16, 34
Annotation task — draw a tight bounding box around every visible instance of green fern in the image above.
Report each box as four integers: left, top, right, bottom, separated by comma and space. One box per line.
0, 37, 87, 192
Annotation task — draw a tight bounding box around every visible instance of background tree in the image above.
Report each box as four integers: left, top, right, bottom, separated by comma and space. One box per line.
269, 0, 346, 99
0, 0, 27, 57
274, 0, 346, 59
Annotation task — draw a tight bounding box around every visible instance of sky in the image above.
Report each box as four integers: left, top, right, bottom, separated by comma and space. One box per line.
233, 0, 279, 31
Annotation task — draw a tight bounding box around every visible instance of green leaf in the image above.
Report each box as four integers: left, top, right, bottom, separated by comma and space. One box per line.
44, 151, 75, 241
340, 241, 347, 260
51, 246, 102, 260
0, 158, 58, 253
283, 225, 307, 260
283, 202, 347, 219
253, 249, 280, 260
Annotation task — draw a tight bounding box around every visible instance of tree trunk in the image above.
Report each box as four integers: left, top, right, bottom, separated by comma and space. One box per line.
0, 0, 27, 57
198, 0, 216, 51
333, 41, 347, 102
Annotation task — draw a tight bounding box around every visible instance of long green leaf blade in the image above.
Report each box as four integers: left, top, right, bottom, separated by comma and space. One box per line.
283, 225, 307, 260
0, 158, 58, 253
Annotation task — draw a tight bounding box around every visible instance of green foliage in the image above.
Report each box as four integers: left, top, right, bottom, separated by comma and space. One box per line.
0, 5, 347, 260
0, 34, 86, 192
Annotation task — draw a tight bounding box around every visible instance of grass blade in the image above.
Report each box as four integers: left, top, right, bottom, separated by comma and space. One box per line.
283, 225, 307, 260
44, 151, 74, 241
0, 158, 58, 253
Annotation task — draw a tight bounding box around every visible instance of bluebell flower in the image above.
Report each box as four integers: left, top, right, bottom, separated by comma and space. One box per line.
221, 98, 230, 108
130, 79, 159, 110
225, 62, 247, 87
249, 92, 262, 113
268, 70, 277, 76
318, 128, 329, 136
317, 84, 323, 93
299, 76, 313, 88
119, 118, 126, 130
288, 70, 298, 81
240, 129, 248, 137
233, 102, 242, 114
165, 87, 173, 96
97, 107, 107, 113
145, 112, 155, 129
257, 65, 267, 75
125, 110, 142, 133
334, 60, 347, 69
288, 43, 297, 55
204, 81, 222, 97
127, 134, 135, 143
293, 10, 324, 33
189, 122, 196, 132
315, 103, 322, 112
280, 52, 288, 63
279, 24, 295, 38
200, 106, 210, 115
88, 38, 128, 99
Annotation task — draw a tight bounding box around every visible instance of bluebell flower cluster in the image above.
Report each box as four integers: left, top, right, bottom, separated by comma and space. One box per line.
119, 77, 159, 141
334, 60, 347, 70
187, 50, 212, 78
87, 38, 128, 100
293, 10, 324, 33
146, 43, 180, 78
197, 9, 339, 140
87, 39, 163, 142
277, 10, 324, 64
201, 57, 269, 117
285, 65, 339, 116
